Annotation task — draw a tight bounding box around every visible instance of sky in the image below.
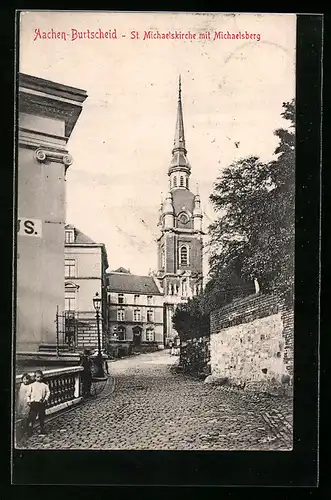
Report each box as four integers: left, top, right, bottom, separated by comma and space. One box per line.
19, 11, 296, 277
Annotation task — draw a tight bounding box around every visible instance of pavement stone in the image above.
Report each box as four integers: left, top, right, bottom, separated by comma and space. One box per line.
18, 350, 293, 451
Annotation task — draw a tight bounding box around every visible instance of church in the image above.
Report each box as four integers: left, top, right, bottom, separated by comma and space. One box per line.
156, 76, 204, 346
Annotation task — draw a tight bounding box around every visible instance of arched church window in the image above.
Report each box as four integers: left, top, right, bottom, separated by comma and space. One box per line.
180, 176, 184, 187
180, 245, 188, 266
173, 177, 177, 187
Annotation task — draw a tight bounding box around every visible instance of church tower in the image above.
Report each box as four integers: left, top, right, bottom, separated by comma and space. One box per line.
156, 76, 204, 346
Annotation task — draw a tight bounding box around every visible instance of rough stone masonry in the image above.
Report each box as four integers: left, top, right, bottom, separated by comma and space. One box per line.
209, 293, 294, 393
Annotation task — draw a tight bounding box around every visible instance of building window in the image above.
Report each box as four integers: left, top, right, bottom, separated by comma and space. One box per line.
117, 308, 125, 321
134, 295, 140, 305
118, 293, 124, 304
65, 259, 76, 277
173, 176, 177, 187
147, 295, 153, 306
117, 325, 126, 341
147, 309, 154, 322
65, 290, 76, 312
186, 177, 189, 188
65, 230, 75, 243
180, 176, 184, 187
179, 245, 188, 265
107, 293, 111, 304
134, 309, 141, 322
146, 328, 154, 342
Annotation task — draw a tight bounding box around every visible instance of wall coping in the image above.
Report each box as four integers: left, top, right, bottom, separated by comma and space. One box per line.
16, 351, 81, 358
210, 292, 280, 318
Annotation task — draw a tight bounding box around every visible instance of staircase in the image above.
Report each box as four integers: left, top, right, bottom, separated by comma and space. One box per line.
38, 343, 72, 353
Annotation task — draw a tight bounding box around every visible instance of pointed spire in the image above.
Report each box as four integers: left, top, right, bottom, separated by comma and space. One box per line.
173, 74, 186, 154
169, 76, 191, 176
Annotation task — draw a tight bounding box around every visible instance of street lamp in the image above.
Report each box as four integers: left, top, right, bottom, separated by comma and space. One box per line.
93, 292, 104, 377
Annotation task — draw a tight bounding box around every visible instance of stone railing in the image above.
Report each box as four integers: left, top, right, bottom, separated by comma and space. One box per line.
15, 365, 84, 417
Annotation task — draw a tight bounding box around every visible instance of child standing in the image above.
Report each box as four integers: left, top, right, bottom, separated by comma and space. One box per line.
16, 373, 32, 442
27, 370, 50, 436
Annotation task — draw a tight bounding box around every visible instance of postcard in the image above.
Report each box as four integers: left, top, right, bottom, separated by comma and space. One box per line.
12, 9, 321, 487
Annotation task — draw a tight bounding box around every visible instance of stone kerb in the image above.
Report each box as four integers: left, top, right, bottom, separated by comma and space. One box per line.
208, 294, 294, 395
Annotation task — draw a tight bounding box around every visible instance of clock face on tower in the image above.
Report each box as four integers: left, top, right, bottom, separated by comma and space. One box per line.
179, 213, 189, 225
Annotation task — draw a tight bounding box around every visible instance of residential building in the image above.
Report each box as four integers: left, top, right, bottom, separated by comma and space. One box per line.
16, 73, 87, 352
107, 268, 164, 352
64, 224, 109, 350
156, 76, 204, 346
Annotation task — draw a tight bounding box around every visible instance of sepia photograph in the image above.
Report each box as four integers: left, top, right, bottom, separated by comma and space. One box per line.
14, 11, 296, 452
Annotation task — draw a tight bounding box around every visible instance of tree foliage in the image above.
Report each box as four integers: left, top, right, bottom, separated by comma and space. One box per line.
208, 100, 295, 299
172, 296, 210, 341
172, 100, 295, 341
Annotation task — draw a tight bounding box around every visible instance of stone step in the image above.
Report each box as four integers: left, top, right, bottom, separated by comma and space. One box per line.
39, 344, 70, 352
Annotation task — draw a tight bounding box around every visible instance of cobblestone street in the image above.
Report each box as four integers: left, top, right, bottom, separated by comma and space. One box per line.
21, 350, 293, 450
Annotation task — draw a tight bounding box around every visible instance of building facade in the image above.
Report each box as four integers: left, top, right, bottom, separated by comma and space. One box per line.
16, 73, 87, 352
156, 76, 204, 346
64, 224, 109, 350
107, 268, 164, 353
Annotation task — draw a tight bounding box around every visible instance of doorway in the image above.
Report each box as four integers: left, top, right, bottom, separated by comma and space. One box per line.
132, 326, 142, 348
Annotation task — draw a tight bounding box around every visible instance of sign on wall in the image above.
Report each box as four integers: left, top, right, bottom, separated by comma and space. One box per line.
17, 217, 42, 237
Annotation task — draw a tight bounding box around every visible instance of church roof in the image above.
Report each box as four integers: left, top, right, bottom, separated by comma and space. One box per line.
171, 189, 195, 215
114, 267, 131, 273
107, 272, 162, 295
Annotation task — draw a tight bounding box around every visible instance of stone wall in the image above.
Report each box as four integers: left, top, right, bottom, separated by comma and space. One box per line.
179, 336, 211, 377
210, 293, 294, 393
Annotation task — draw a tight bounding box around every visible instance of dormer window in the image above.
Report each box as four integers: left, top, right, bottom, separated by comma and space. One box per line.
65, 229, 75, 243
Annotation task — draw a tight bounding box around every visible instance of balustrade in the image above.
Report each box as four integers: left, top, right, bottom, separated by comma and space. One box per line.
15, 365, 83, 417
